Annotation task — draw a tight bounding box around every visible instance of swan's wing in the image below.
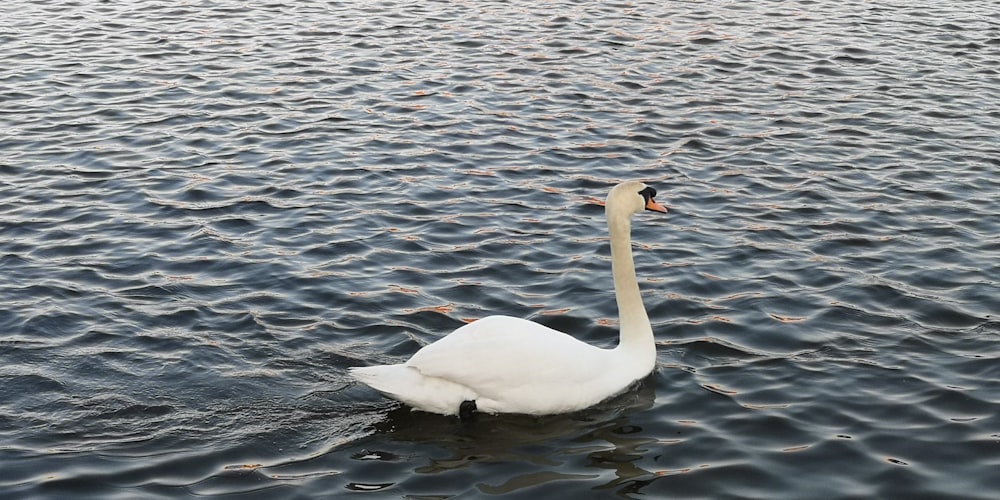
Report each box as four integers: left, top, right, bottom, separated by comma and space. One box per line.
406, 315, 608, 402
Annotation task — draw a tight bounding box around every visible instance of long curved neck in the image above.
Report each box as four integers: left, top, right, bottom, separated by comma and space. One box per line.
608, 213, 655, 353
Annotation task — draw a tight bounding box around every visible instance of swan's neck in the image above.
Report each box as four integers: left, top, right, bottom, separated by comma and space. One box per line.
608, 214, 656, 363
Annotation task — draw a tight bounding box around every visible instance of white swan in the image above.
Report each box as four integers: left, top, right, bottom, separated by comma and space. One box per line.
350, 181, 667, 418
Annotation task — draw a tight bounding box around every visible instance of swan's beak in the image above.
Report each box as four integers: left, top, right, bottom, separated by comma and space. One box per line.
645, 198, 668, 213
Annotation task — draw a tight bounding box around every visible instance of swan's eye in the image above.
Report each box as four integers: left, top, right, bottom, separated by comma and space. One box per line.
638, 186, 657, 202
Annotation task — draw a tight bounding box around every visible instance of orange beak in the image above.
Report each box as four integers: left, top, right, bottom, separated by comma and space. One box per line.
645, 198, 668, 213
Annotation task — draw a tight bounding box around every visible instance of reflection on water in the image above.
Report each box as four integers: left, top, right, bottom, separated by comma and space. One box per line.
357, 381, 658, 495
1, 0, 998, 498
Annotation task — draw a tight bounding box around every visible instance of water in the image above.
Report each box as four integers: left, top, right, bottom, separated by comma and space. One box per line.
1, 0, 998, 497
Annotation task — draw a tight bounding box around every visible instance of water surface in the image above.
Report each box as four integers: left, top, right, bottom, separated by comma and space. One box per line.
1, 0, 998, 498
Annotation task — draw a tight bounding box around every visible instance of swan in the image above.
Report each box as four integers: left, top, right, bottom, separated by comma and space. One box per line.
350, 181, 667, 418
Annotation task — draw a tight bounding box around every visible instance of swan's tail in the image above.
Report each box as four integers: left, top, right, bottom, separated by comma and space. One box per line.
349, 364, 416, 396
349, 364, 474, 416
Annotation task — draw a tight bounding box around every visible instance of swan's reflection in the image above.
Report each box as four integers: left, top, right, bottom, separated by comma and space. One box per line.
360, 378, 660, 495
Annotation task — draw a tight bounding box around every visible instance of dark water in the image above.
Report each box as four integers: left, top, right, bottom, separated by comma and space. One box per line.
2, 0, 999, 497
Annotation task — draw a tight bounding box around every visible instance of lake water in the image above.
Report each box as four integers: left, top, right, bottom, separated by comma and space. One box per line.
1, 0, 998, 497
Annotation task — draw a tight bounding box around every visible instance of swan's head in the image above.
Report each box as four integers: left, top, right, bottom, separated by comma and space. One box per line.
607, 181, 668, 217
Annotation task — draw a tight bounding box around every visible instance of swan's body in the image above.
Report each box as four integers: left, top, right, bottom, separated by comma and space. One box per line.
350, 181, 667, 417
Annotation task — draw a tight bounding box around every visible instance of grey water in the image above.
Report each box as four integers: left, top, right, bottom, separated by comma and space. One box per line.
1, 0, 998, 498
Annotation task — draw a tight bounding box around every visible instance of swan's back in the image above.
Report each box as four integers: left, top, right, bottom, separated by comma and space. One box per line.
351, 315, 626, 415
